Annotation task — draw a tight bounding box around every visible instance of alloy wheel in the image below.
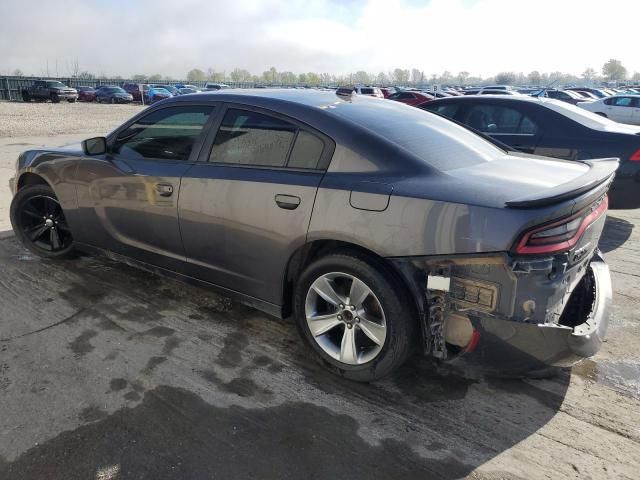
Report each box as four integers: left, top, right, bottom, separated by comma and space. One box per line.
19, 195, 72, 252
305, 272, 387, 365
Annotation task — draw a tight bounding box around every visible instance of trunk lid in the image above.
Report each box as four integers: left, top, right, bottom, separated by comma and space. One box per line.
445, 153, 618, 209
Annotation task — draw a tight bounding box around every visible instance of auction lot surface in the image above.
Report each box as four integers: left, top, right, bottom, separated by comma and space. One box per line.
0, 102, 639, 479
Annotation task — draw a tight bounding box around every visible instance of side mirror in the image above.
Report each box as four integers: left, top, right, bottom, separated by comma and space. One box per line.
82, 136, 107, 155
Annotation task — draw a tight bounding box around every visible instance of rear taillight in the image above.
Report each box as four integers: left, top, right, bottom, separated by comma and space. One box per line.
630, 148, 640, 162
514, 196, 608, 255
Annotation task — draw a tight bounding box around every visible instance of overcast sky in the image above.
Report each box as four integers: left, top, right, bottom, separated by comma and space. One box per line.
1, 0, 638, 79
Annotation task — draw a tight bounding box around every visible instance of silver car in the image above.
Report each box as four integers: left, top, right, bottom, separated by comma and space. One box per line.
9, 90, 614, 381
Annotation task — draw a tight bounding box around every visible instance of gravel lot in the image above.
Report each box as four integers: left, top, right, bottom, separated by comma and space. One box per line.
0, 101, 639, 479
0, 101, 144, 137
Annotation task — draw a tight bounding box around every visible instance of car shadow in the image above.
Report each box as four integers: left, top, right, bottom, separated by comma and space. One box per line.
0, 238, 571, 480
599, 215, 634, 253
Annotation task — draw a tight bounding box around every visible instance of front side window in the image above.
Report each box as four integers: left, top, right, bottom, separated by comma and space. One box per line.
463, 104, 538, 134
612, 97, 633, 107
113, 105, 213, 161
426, 103, 459, 118
209, 109, 325, 169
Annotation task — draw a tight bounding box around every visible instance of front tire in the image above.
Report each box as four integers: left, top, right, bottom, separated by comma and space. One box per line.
293, 252, 417, 382
10, 184, 75, 259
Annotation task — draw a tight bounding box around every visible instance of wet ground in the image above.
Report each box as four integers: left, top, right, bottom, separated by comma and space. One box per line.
0, 138, 639, 477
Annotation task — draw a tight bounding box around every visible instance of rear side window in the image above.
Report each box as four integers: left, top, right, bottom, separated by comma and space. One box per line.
113, 105, 214, 161
210, 108, 325, 169
462, 104, 538, 134
288, 131, 325, 169
360, 88, 374, 94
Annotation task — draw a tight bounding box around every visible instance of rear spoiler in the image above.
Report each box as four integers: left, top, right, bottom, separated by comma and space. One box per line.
505, 158, 619, 208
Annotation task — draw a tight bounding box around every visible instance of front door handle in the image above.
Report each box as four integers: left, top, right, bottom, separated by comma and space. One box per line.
275, 194, 301, 210
155, 183, 174, 197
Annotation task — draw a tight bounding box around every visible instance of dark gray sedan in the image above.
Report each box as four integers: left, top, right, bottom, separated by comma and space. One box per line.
9, 90, 615, 381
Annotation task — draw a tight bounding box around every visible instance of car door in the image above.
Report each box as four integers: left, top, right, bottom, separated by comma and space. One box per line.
460, 103, 541, 153
605, 96, 634, 123
178, 105, 333, 306
73, 103, 216, 270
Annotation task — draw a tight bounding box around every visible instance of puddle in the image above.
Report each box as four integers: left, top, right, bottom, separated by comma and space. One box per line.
573, 359, 640, 399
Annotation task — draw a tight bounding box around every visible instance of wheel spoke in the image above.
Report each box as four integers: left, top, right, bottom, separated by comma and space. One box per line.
312, 277, 344, 306
50, 228, 61, 250
26, 224, 48, 241
340, 327, 358, 364
307, 313, 342, 337
349, 277, 371, 307
23, 206, 43, 220
56, 219, 70, 232
358, 315, 386, 346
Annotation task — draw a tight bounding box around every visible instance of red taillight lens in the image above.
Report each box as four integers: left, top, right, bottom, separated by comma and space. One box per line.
630, 148, 640, 162
515, 196, 608, 255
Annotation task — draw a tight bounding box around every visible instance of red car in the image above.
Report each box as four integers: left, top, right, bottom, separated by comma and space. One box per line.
76, 86, 96, 102
123, 83, 144, 102
379, 87, 393, 98
388, 90, 435, 106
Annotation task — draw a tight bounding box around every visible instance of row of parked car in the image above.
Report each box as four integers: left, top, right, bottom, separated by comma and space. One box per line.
21, 80, 231, 104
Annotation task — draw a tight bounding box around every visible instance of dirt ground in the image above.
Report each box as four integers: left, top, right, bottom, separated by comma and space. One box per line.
0, 104, 639, 479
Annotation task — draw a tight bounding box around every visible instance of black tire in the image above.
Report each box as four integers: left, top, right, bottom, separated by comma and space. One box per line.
50, 93, 60, 103
10, 184, 75, 259
68, 98, 77, 103
293, 252, 417, 382
22, 92, 30, 102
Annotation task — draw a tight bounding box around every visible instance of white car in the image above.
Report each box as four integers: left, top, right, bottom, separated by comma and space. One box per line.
578, 95, 640, 125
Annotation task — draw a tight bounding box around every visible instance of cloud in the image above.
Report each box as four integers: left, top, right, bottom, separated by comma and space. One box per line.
1, 0, 639, 78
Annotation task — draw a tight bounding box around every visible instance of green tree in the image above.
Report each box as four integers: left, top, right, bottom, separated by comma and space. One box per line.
306, 72, 320, 85
527, 70, 541, 85
582, 67, 597, 83
230, 68, 251, 82
132, 74, 147, 81
148, 74, 162, 81
391, 68, 410, 84
602, 59, 627, 81
494, 72, 516, 85
632, 72, 640, 82
12, 68, 23, 76
376, 71, 389, 85
352, 71, 370, 84
186, 68, 207, 81
457, 71, 469, 85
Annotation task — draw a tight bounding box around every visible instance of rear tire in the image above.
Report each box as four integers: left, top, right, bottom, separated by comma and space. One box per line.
10, 184, 75, 259
50, 94, 60, 103
22, 92, 30, 102
293, 252, 417, 382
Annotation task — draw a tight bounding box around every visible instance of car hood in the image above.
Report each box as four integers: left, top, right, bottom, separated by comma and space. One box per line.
393, 153, 618, 209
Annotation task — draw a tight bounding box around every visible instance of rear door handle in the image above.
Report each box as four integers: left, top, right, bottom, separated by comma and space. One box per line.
275, 194, 301, 210
155, 183, 174, 197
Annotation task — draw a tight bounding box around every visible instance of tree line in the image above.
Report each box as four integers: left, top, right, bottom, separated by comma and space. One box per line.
9, 59, 635, 86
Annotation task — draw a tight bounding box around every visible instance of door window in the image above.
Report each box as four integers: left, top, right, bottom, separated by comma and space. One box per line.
209, 108, 325, 169
427, 103, 459, 118
610, 96, 633, 107
462, 104, 539, 134
112, 105, 214, 161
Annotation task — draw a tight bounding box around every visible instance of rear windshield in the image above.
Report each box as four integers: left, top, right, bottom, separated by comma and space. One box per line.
360, 88, 375, 94
330, 98, 505, 171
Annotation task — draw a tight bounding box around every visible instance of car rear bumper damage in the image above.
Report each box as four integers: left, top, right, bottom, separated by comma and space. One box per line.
457, 254, 611, 373
393, 248, 612, 375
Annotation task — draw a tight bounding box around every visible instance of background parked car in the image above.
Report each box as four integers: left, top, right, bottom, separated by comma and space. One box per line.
204, 83, 230, 90
122, 83, 144, 102
147, 86, 172, 103
420, 95, 640, 208
354, 86, 384, 98
150, 84, 179, 96
21, 80, 78, 103
76, 86, 96, 102
388, 90, 435, 106
95, 86, 134, 104
536, 88, 585, 105
578, 95, 640, 125
174, 84, 200, 91
566, 87, 610, 98
177, 87, 199, 95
